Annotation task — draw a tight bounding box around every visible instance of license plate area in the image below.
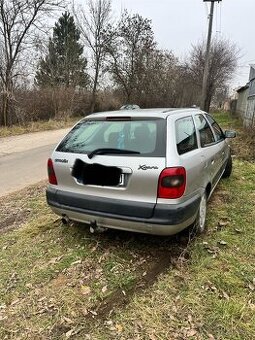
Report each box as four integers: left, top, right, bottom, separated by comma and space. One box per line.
72, 159, 122, 186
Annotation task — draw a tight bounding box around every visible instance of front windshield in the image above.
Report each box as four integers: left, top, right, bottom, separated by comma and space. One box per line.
57, 118, 166, 157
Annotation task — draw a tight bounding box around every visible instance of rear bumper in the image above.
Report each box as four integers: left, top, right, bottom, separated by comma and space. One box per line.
46, 187, 200, 235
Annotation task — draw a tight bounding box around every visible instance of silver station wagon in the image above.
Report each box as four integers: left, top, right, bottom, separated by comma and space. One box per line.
46, 108, 236, 235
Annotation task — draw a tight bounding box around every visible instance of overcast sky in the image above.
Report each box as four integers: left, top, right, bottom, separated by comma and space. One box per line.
107, 0, 254, 89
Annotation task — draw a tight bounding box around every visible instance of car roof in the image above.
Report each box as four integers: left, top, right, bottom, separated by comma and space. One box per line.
86, 108, 203, 120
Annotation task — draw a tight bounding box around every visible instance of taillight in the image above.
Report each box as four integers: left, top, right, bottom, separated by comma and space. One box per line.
47, 158, 58, 185
157, 167, 186, 199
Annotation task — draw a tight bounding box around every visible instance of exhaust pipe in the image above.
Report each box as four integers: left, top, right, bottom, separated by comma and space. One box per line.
61, 215, 70, 226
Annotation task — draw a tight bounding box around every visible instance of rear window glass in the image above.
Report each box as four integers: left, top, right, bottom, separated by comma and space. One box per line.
57, 118, 166, 157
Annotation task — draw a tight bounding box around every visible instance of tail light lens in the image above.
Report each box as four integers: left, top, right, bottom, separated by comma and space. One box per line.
158, 167, 186, 199
47, 158, 58, 185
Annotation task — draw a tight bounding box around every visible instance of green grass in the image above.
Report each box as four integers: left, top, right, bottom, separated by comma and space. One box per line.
0, 111, 254, 339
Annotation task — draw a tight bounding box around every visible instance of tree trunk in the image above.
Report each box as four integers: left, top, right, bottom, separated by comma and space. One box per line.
204, 95, 211, 112
1, 83, 11, 127
90, 61, 100, 113
2, 93, 8, 126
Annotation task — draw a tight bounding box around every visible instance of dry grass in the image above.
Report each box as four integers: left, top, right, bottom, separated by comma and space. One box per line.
0, 117, 81, 138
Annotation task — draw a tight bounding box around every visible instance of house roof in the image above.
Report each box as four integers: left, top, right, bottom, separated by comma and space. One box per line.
237, 84, 249, 93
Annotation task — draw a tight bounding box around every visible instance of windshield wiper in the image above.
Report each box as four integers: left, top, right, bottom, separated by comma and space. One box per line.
88, 148, 140, 159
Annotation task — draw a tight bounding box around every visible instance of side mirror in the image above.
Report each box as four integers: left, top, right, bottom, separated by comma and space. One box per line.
224, 130, 236, 138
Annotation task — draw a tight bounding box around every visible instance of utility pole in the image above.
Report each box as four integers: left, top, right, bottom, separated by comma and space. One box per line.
201, 0, 222, 111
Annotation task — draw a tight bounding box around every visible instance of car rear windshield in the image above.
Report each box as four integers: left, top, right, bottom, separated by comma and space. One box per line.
56, 117, 166, 157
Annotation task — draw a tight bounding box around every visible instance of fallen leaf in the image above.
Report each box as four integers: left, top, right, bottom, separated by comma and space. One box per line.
89, 310, 97, 316
34, 308, 47, 315
186, 329, 197, 337
218, 219, 229, 227
221, 291, 230, 300
105, 320, 113, 326
38, 296, 46, 302
102, 285, 108, 294
234, 228, 242, 234
248, 283, 255, 291
82, 308, 88, 316
63, 317, 74, 325
10, 299, 20, 306
65, 328, 74, 338
218, 240, 227, 246
81, 285, 91, 295
48, 257, 61, 265
25, 283, 33, 289
71, 259, 82, 266
115, 323, 123, 333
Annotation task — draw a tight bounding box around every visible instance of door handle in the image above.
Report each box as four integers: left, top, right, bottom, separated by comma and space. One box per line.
211, 159, 215, 165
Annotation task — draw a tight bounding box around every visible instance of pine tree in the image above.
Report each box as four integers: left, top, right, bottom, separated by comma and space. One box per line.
36, 12, 88, 88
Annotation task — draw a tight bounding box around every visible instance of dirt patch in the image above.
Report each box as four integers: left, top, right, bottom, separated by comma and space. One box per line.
68, 231, 193, 338
92, 254, 173, 319
0, 181, 47, 233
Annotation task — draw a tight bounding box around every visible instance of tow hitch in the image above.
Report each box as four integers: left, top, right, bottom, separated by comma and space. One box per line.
89, 220, 108, 234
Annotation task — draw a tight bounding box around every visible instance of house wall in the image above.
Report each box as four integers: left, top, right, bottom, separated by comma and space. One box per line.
243, 66, 255, 128
236, 88, 248, 118
244, 95, 255, 128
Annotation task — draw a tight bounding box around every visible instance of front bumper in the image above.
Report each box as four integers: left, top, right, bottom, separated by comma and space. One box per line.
46, 187, 200, 235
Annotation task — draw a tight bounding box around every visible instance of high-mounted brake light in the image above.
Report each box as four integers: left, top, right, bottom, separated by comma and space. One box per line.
157, 167, 186, 199
47, 158, 58, 185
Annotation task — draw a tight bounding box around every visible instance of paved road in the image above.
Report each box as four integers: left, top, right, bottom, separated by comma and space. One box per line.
0, 129, 69, 197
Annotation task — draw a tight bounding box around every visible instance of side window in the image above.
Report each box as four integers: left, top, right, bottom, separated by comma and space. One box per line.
175, 116, 198, 155
194, 114, 215, 147
206, 114, 225, 142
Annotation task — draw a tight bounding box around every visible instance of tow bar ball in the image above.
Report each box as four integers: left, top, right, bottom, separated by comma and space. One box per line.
61, 215, 108, 233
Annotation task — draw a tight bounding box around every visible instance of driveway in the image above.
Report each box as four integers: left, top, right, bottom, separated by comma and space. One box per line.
0, 129, 69, 197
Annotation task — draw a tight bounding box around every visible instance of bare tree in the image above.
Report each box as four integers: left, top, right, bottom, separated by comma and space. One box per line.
0, 0, 65, 126
133, 49, 179, 108
106, 11, 155, 103
74, 0, 112, 113
186, 39, 239, 111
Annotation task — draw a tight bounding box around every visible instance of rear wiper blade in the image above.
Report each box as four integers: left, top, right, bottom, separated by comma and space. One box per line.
88, 148, 140, 159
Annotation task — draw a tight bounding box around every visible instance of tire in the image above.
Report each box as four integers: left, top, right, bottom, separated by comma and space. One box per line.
222, 155, 232, 178
193, 192, 207, 234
